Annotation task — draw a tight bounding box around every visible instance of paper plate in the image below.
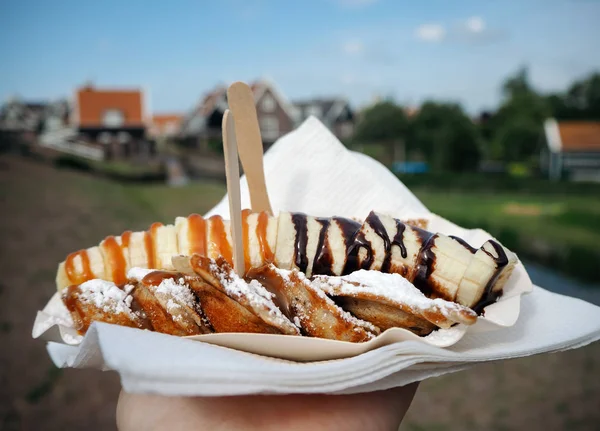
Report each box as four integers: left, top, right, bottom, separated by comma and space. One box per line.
32, 215, 533, 362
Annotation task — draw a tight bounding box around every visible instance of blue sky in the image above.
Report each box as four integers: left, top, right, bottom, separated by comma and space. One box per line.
1, 0, 599, 114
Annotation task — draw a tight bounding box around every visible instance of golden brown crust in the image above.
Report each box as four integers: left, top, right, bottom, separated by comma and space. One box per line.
247, 265, 379, 342
62, 285, 150, 335
187, 280, 285, 334
336, 297, 436, 336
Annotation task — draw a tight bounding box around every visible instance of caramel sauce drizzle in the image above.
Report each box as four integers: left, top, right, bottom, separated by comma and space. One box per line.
65, 250, 94, 284
256, 211, 274, 263
209, 215, 233, 265
142, 271, 180, 286
145, 222, 162, 268
121, 231, 132, 249
187, 214, 207, 256
241, 209, 251, 270
103, 236, 128, 284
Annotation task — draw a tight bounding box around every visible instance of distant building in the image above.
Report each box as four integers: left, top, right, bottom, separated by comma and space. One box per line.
0, 98, 48, 148
180, 79, 297, 150
149, 114, 183, 139
543, 119, 600, 182
72, 84, 152, 160
292, 98, 355, 140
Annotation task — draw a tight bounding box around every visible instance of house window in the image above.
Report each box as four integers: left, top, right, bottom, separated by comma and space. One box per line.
98, 132, 112, 144
117, 131, 131, 144
102, 109, 124, 128
261, 94, 276, 113
260, 115, 279, 140
306, 105, 322, 119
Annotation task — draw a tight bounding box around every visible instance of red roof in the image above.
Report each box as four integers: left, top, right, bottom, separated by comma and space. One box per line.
558, 121, 600, 152
76, 85, 144, 127
150, 114, 183, 137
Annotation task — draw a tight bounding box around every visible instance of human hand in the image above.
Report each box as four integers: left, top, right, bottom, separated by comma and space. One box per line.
117, 383, 418, 431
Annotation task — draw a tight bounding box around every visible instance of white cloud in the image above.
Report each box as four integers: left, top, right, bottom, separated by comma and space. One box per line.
342, 40, 365, 55
334, 0, 379, 9
465, 16, 485, 34
415, 24, 446, 42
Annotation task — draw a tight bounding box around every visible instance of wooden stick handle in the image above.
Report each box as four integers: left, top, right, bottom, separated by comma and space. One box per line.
227, 81, 273, 215
222, 110, 245, 275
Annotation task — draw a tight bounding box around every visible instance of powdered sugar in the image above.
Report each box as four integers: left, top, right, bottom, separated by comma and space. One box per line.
153, 277, 196, 311
78, 279, 135, 318
209, 261, 298, 333
127, 267, 155, 281
313, 270, 473, 319
274, 266, 378, 335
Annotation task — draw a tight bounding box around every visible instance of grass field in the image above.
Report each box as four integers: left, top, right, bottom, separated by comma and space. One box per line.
414, 190, 600, 282
415, 190, 600, 250
1, 156, 599, 430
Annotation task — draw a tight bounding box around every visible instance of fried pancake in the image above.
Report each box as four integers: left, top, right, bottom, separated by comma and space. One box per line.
62, 281, 150, 335
312, 271, 477, 335
247, 264, 379, 342
334, 297, 436, 336
178, 255, 300, 336
187, 279, 287, 334
133, 270, 213, 335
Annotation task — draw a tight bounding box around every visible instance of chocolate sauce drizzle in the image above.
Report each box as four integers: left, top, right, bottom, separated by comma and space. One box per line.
449, 235, 477, 253
473, 239, 509, 314
291, 213, 309, 274
343, 230, 372, 275
363, 212, 409, 273
412, 228, 437, 297
288, 210, 509, 315
312, 218, 333, 275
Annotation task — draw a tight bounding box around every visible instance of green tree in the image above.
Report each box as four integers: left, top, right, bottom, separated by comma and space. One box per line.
490, 67, 549, 163
354, 101, 409, 163
562, 72, 600, 119
408, 102, 481, 172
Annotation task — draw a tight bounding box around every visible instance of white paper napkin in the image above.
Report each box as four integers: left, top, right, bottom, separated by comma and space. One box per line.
33, 117, 600, 395
44, 287, 600, 395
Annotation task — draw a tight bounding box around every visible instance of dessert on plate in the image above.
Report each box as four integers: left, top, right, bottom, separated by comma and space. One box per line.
58, 210, 518, 342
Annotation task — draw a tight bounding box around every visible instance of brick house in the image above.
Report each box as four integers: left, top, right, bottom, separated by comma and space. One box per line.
543, 119, 600, 182
180, 79, 297, 151
73, 84, 154, 160
293, 98, 355, 140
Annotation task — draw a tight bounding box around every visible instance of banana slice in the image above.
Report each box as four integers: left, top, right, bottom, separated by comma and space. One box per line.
274, 211, 296, 270
274, 212, 323, 277
175, 214, 207, 257
206, 215, 233, 264
455, 245, 497, 307
313, 217, 360, 276
413, 234, 473, 302
56, 246, 106, 291
127, 231, 151, 269
152, 224, 178, 270
99, 235, 130, 285
244, 211, 277, 270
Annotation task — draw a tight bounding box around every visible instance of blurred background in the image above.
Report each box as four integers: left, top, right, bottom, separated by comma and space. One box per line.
1, 0, 599, 430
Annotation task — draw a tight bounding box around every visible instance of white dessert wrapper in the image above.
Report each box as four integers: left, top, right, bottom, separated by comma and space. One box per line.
32, 117, 600, 394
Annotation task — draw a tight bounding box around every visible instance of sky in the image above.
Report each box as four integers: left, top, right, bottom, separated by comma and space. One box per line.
1, 0, 599, 115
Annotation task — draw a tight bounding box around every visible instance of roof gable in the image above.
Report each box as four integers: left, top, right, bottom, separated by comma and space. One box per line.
76, 86, 144, 127
558, 121, 600, 152
250, 79, 297, 121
